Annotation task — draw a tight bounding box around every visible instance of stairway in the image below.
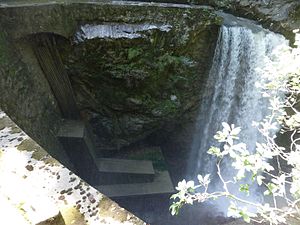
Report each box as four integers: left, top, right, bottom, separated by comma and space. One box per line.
57, 120, 174, 198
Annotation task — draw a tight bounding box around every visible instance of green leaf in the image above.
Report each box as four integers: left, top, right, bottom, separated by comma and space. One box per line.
266, 183, 278, 193
239, 184, 250, 196
242, 213, 251, 223
169, 203, 181, 216
207, 146, 221, 157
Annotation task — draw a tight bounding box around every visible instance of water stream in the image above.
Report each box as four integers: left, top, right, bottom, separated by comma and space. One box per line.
188, 17, 288, 213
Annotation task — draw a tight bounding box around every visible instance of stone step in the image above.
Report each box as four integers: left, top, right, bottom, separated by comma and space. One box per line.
96, 171, 174, 198
57, 120, 100, 184
95, 158, 155, 185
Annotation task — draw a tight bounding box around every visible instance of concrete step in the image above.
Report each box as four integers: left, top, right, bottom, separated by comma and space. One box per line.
57, 120, 100, 184
96, 171, 174, 198
95, 158, 155, 185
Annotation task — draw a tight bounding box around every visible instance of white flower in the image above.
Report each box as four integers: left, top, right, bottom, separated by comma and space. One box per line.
176, 179, 195, 192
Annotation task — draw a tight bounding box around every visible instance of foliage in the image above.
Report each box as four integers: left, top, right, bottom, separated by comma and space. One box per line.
170, 30, 300, 224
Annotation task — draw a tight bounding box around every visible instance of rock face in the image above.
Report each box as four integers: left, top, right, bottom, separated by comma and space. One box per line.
59, 5, 221, 150
110, 0, 300, 40
0, 1, 222, 152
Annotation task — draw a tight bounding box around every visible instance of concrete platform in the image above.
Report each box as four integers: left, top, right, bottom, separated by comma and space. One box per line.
96, 171, 174, 198
96, 158, 155, 184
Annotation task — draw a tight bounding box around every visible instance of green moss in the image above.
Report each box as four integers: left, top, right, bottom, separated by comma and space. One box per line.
10, 126, 22, 134
155, 99, 179, 116
17, 139, 36, 151
68, 35, 193, 117
17, 139, 45, 160
98, 197, 131, 222
156, 53, 190, 73
127, 47, 143, 60
290, 5, 300, 20
36, 213, 65, 225
60, 207, 87, 225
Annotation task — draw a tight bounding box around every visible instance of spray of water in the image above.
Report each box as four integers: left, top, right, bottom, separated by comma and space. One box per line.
188, 18, 288, 214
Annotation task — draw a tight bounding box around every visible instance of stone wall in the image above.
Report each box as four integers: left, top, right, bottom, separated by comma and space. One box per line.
0, 26, 72, 168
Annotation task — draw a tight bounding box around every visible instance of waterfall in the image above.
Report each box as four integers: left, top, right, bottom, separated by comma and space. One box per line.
188, 18, 288, 213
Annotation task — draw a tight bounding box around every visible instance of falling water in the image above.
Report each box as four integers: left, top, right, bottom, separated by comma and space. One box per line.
189, 15, 288, 213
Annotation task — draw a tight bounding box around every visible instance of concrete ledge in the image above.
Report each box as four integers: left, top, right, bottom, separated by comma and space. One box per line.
0, 110, 146, 225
